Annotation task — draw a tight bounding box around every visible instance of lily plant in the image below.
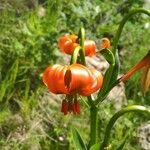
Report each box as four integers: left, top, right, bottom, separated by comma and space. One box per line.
42, 8, 150, 150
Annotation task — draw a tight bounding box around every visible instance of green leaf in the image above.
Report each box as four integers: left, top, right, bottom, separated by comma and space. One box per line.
115, 132, 129, 150
109, 50, 120, 84
89, 143, 100, 150
97, 64, 114, 101
100, 49, 115, 65
97, 49, 120, 103
96, 48, 115, 102
0, 59, 19, 102
115, 140, 126, 150
71, 126, 87, 150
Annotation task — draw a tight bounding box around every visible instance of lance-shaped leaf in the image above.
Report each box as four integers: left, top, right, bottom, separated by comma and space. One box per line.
116, 139, 126, 150
100, 49, 115, 65
71, 126, 87, 150
89, 143, 101, 150
115, 132, 129, 150
96, 48, 115, 103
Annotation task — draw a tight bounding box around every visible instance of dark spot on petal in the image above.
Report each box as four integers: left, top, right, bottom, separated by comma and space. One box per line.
64, 69, 72, 89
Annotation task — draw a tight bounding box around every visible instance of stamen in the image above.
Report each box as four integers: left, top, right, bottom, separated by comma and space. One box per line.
61, 99, 68, 115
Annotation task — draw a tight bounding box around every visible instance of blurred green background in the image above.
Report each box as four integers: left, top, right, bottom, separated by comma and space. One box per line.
0, 0, 150, 149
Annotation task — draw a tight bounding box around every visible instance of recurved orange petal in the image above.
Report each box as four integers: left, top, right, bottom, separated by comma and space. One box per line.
69, 34, 78, 43
58, 34, 78, 54
58, 36, 70, 51
100, 38, 110, 49
79, 68, 103, 96
84, 40, 96, 56
66, 64, 93, 94
63, 41, 79, 54
141, 62, 150, 94
121, 51, 150, 81
42, 64, 68, 94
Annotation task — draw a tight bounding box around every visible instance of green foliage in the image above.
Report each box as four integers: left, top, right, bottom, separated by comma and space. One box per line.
0, 0, 150, 149
71, 126, 87, 150
89, 143, 100, 150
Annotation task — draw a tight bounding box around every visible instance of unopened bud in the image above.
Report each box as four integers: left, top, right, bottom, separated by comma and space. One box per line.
100, 38, 110, 49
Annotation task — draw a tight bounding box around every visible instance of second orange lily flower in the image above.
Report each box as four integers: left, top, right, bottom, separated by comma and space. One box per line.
58, 34, 96, 56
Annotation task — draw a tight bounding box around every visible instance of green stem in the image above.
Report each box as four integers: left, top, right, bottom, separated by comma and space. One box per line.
112, 8, 150, 55
78, 27, 95, 106
79, 46, 86, 65
90, 106, 98, 147
100, 105, 150, 150
88, 95, 95, 108
79, 27, 85, 50
70, 46, 81, 64
78, 27, 97, 147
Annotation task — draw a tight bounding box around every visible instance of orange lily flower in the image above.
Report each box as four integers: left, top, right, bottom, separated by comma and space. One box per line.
120, 51, 150, 94
58, 34, 96, 56
42, 64, 103, 96
42, 64, 103, 115
58, 34, 78, 55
